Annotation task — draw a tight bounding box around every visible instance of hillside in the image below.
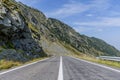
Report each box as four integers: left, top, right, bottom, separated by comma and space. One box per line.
0, 0, 120, 62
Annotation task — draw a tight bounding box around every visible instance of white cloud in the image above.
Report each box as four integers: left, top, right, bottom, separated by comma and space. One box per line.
109, 11, 120, 16
47, 2, 89, 18
86, 14, 93, 17
74, 17, 120, 27
73, 26, 103, 33
47, 0, 109, 18
73, 26, 94, 33
97, 29, 103, 32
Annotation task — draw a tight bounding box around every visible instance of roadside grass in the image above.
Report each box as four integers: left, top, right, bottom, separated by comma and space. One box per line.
0, 57, 47, 70
0, 60, 22, 70
74, 54, 120, 68
25, 57, 47, 64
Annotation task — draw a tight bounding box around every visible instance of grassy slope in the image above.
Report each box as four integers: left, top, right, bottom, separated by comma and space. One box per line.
73, 54, 120, 68
64, 44, 120, 68
0, 57, 47, 70
0, 60, 21, 70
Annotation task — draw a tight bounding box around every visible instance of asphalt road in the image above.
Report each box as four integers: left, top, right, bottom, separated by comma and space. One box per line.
0, 56, 120, 80
63, 56, 120, 80
0, 57, 60, 80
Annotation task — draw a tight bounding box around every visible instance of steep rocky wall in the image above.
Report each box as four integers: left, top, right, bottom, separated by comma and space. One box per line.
47, 18, 120, 56
0, 0, 47, 62
0, 0, 120, 62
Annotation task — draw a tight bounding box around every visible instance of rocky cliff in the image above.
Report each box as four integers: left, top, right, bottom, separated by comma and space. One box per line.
0, 0, 120, 62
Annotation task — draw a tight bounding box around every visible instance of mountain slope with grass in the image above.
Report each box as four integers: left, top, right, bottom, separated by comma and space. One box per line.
0, 0, 120, 62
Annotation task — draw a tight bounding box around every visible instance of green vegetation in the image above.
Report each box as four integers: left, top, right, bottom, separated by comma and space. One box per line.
28, 23, 39, 33
7, 41, 14, 49
26, 57, 46, 64
1, 0, 120, 70
48, 18, 120, 56
61, 42, 81, 55
2, 0, 16, 8
2, 0, 22, 16
2, 0, 16, 5
0, 57, 47, 70
0, 60, 21, 70
74, 55, 120, 68
1, 41, 14, 49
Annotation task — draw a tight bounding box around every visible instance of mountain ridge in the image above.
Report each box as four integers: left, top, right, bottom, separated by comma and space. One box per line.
0, 0, 120, 62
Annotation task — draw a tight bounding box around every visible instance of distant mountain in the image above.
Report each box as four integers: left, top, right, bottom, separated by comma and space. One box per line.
0, 0, 120, 62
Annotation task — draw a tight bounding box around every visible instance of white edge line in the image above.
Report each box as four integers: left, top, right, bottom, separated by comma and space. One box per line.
58, 56, 63, 80
0, 58, 49, 75
70, 56, 120, 73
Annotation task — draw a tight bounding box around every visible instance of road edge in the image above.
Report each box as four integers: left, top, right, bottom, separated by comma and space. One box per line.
0, 57, 49, 75
70, 56, 120, 73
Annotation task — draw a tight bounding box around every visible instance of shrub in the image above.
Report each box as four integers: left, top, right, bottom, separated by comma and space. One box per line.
0, 60, 21, 70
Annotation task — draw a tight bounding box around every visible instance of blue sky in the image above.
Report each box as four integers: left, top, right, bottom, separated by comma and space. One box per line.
16, 0, 120, 50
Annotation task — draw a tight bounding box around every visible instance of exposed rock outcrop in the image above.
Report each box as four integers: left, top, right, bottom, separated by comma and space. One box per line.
0, 0, 120, 62
0, 0, 47, 62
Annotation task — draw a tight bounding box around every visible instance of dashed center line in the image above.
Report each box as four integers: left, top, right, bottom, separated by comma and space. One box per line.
58, 56, 63, 80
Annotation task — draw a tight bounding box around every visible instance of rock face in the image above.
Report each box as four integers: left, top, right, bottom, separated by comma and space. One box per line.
47, 18, 120, 56
0, 0, 47, 62
0, 0, 120, 61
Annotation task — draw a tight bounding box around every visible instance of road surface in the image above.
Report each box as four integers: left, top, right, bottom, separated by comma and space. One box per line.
0, 56, 120, 80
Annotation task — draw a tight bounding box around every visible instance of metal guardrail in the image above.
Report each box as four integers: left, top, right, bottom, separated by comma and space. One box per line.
97, 56, 120, 62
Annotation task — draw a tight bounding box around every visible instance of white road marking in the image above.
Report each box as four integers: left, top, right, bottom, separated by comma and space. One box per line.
0, 58, 49, 75
71, 56, 120, 73
58, 56, 63, 80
